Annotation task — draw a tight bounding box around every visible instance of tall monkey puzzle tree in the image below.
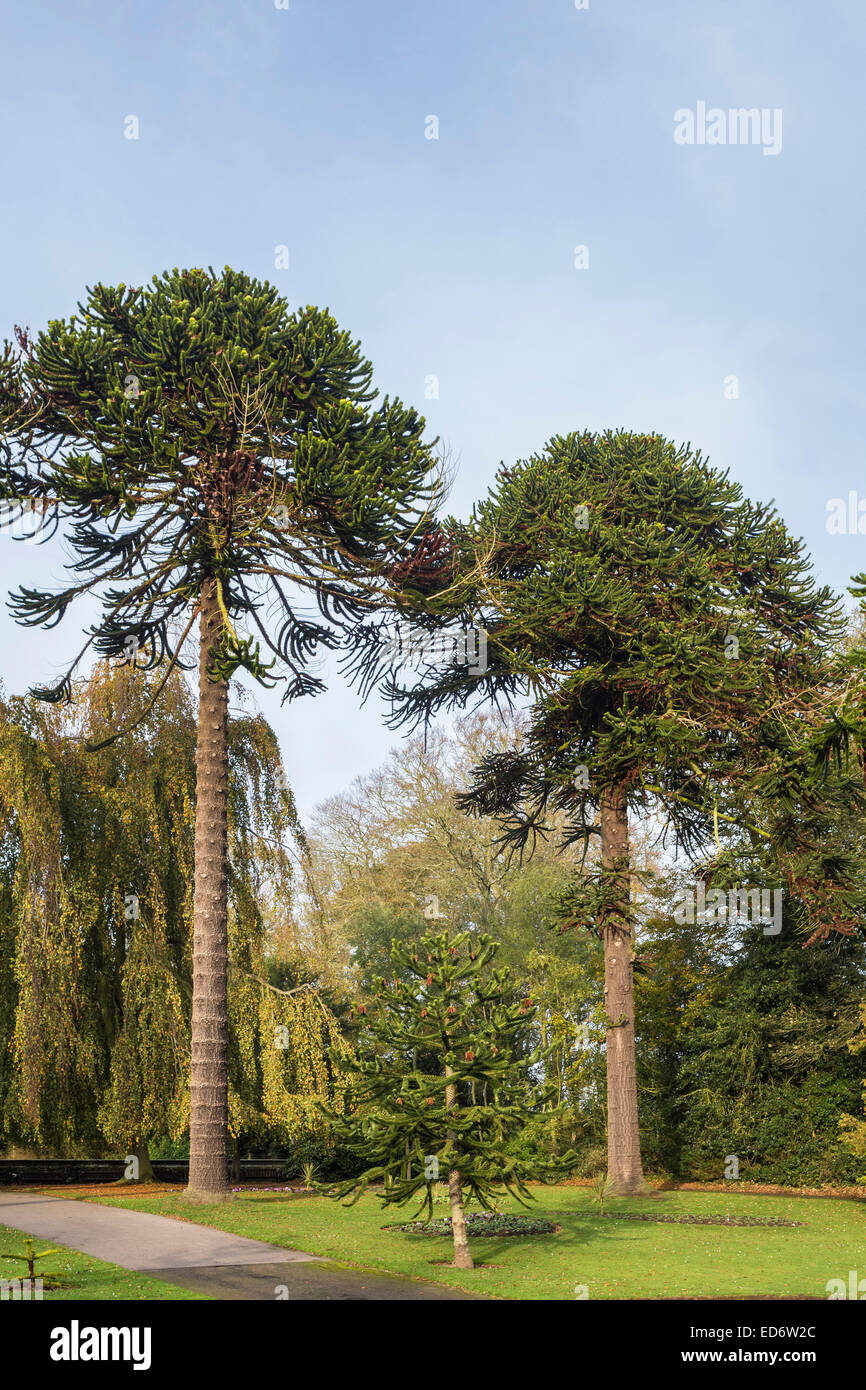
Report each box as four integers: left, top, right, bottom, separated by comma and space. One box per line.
0, 266, 441, 1199
373, 430, 854, 1194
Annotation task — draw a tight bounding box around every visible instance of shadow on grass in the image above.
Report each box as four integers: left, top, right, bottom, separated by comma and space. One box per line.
393, 1219, 607, 1264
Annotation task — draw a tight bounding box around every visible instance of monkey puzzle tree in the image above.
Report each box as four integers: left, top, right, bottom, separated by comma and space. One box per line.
325, 928, 568, 1270
0, 266, 440, 1198
372, 430, 855, 1193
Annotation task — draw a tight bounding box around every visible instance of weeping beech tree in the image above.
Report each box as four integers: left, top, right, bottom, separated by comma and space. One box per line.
0, 267, 440, 1197
0, 661, 338, 1163
370, 430, 858, 1194
0, 660, 352, 1164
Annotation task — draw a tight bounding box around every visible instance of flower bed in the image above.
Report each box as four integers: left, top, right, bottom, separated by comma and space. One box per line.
384, 1212, 559, 1237
230, 1185, 299, 1193
565, 1212, 803, 1227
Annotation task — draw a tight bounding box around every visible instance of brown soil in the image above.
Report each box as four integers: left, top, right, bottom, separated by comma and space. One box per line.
21, 1180, 313, 1200
657, 1180, 864, 1200
24, 1183, 184, 1199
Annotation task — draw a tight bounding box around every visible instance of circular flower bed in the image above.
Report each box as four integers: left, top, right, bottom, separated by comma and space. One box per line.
384, 1213, 559, 1237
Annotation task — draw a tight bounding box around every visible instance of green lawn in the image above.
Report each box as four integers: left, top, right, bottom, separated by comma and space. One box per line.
0, 1222, 209, 1301
66, 1185, 865, 1300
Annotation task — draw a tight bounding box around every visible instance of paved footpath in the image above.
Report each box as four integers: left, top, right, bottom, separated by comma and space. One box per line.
0, 1192, 483, 1300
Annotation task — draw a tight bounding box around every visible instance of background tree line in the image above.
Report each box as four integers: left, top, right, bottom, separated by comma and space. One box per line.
297, 709, 866, 1186
1, 667, 864, 1187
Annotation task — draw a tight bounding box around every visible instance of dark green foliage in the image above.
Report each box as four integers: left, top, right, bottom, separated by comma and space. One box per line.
375, 429, 863, 943
496, 893, 866, 1186
284, 1135, 364, 1183
323, 929, 575, 1215
675, 928, 866, 1185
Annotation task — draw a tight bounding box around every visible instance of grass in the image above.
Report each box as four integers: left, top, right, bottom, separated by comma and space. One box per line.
0, 1222, 209, 1301
48, 1183, 866, 1301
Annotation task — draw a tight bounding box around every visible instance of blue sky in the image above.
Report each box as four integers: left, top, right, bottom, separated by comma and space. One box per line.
1, 0, 864, 814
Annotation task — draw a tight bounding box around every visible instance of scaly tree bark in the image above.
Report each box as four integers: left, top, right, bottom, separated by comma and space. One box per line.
444, 1062, 472, 1268
599, 782, 644, 1193
188, 578, 230, 1198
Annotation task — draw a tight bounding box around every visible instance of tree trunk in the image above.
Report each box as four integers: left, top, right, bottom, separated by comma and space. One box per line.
445, 1067, 473, 1268
132, 1141, 154, 1183
186, 579, 231, 1202
600, 781, 646, 1195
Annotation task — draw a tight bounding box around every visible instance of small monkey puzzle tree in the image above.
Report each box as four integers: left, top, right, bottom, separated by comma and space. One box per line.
325, 928, 569, 1270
